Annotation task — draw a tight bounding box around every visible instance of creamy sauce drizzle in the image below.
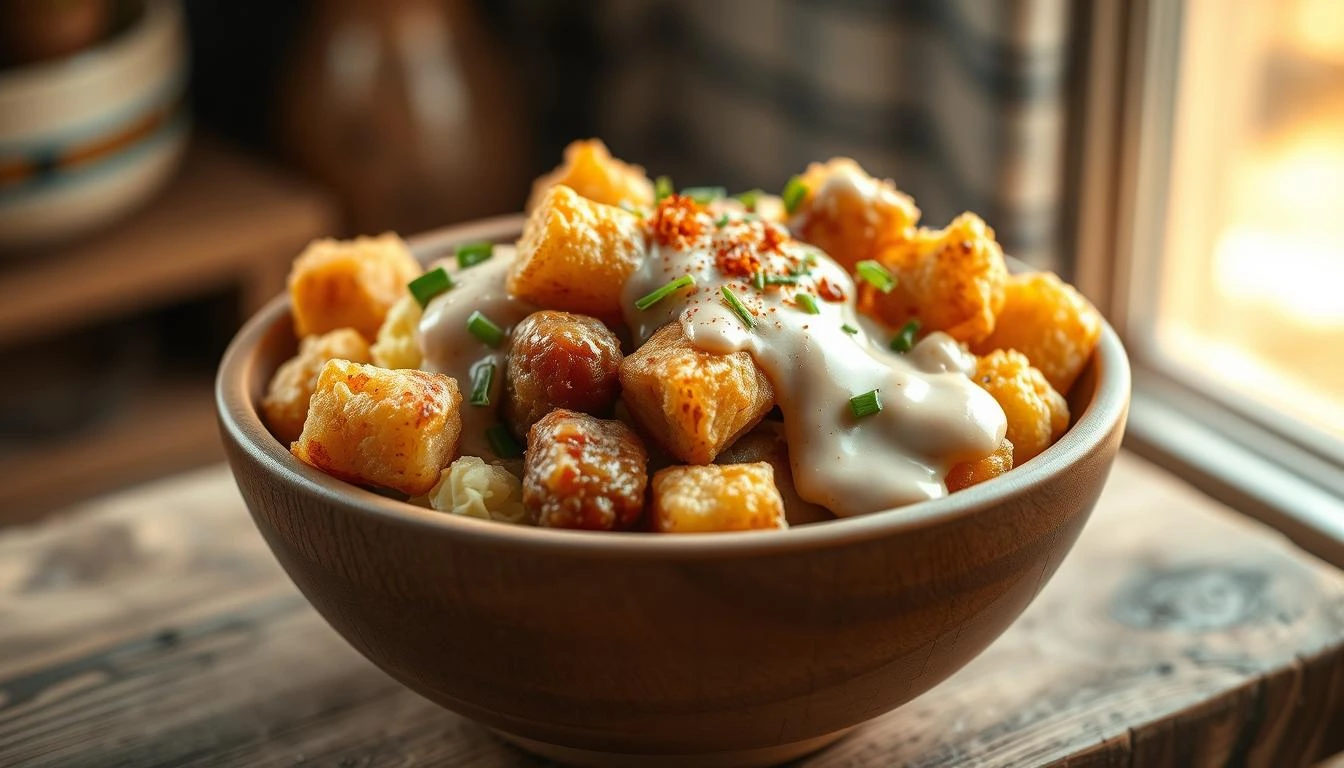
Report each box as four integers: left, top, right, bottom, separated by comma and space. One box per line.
620, 210, 1005, 517
418, 245, 536, 459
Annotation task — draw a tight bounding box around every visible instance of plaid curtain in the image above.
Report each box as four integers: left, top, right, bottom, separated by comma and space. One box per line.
501, 0, 1073, 270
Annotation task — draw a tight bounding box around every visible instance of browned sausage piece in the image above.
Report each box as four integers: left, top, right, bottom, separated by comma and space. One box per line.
504, 310, 624, 436
523, 409, 648, 530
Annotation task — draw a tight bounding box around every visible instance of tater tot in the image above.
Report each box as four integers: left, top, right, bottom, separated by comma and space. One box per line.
523, 409, 649, 530
509, 185, 646, 317
972, 271, 1103, 394
261, 328, 372, 444
504, 310, 624, 435
619, 323, 775, 465
526, 139, 655, 213
288, 233, 422, 341
716, 422, 833, 525
651, 463, 787, 533
973, 350, 1068, 464
793, 157, 921, 271
370, 292, 423, 370
859, 212, 1008, 345
946, 439, 1015, 492
291, 360, 462, 496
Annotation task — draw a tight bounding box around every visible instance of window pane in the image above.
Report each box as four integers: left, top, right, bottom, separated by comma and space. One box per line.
1155, 0, 1344, 440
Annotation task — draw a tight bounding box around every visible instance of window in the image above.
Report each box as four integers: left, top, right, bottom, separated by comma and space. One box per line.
1073, 0, 1344, 562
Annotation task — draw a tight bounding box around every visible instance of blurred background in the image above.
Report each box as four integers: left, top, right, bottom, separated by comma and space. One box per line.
0, 0, 1340, 523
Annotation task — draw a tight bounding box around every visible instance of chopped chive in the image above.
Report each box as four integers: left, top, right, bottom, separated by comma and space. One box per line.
715, 214, 730, 228
889, 319, 921, 353
681, 186, 726, 204
467, 310, 506, 347
752, 271, 766, 291
735, 188, 765, 210
456, 241, 493, 269
855, 260, 896, 293
841, 323, 860, 335
721, 286, 755, 329
635, 274, 695, 311
782, 176, 808, 214
849, 389, 882, 418
486, 424, 524, 459
795, 293, 820, 314
655, 175, 674, 202
469, 362, 495, 406
765, 274, 801, 286
408, 267, 454, 307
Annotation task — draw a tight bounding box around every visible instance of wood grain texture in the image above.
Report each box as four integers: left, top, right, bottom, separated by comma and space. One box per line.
1, 453, 1342, 767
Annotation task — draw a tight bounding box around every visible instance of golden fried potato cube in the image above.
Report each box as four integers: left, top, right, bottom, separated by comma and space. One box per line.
973, 350, 1068, 464
291, 360, 462, 496
717, 422, 833, 525
504, 310, 624, 435
859, 212, 1008, 345
509, 184, 646, 317
370, 292, 423, 370
972, 271, 1103, 394
619, 323, 775, 465
526, 138, 655, 213
288, 233, 422, 341
946, 439, 1014, 493
524, 409, 649, 530
651, 463, 787, 533
261, 328, 372, 444
794, 157, 921, 271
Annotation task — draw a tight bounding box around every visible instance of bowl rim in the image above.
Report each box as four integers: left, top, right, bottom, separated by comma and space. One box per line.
217, 214, 1131, 558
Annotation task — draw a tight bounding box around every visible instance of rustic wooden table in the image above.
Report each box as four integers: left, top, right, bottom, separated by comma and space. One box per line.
2, 453, 1343, 767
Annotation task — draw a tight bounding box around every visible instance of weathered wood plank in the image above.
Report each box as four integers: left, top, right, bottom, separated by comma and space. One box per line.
0, 455, 1342, 767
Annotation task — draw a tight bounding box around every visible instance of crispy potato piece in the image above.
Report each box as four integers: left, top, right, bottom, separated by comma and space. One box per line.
509, 184, 645, 317
619, 323, 775, 465
524, 409, 648, 530
505, 310, 624, 435
371, 292, 423, 370
973, 350, 1068, 464
716, 422, 833, 525
946, 439, 1015, 493
793, 157, 921, 271
261, 328, 372, 444
859, 212, 1008, 345
291, 360, 462, 496
288, 233, 422, 341
651, 463, 787, 533
972, 271, 1103, 394
423, 456, 529, 524
526, 139, 655, 213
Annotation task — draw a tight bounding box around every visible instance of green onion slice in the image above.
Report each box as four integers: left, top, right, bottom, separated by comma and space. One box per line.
635, 274, 695, 311
467, 310, 506, 347
681, 186, 726, 204
469, 362, 495, 406
841, 323, 860, 335
486, 424, 524, 459
889, 319, 921, 353
849, 389, 882, 418
782, 176, 808, 215
765, 274, 800, 286
456, 241, 493, 269
795, 293, 820, 315
855, 260, 896, 293
408, 267, 454, 308
655, 175, 674, 202
721, 286, 755, 329
752, 271, 766, 291
735, 188, 765, 210
715, 214, 730, 228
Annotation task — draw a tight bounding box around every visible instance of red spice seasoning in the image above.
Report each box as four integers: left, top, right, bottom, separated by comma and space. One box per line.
649, 195, 707, 250
816, 277, 846, 302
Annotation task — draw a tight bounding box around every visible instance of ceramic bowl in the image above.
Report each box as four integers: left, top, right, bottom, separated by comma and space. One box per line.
216, 216, 1130, 767
0, 0, 188, 251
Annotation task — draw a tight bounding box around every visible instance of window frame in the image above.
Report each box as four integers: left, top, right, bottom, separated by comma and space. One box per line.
1068, 0, 1344, 565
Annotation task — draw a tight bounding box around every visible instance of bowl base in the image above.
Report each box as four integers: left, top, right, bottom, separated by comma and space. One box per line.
492, 727, 854, 768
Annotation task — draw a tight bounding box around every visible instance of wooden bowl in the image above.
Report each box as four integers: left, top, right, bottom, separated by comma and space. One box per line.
216, 216, 1130, 767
